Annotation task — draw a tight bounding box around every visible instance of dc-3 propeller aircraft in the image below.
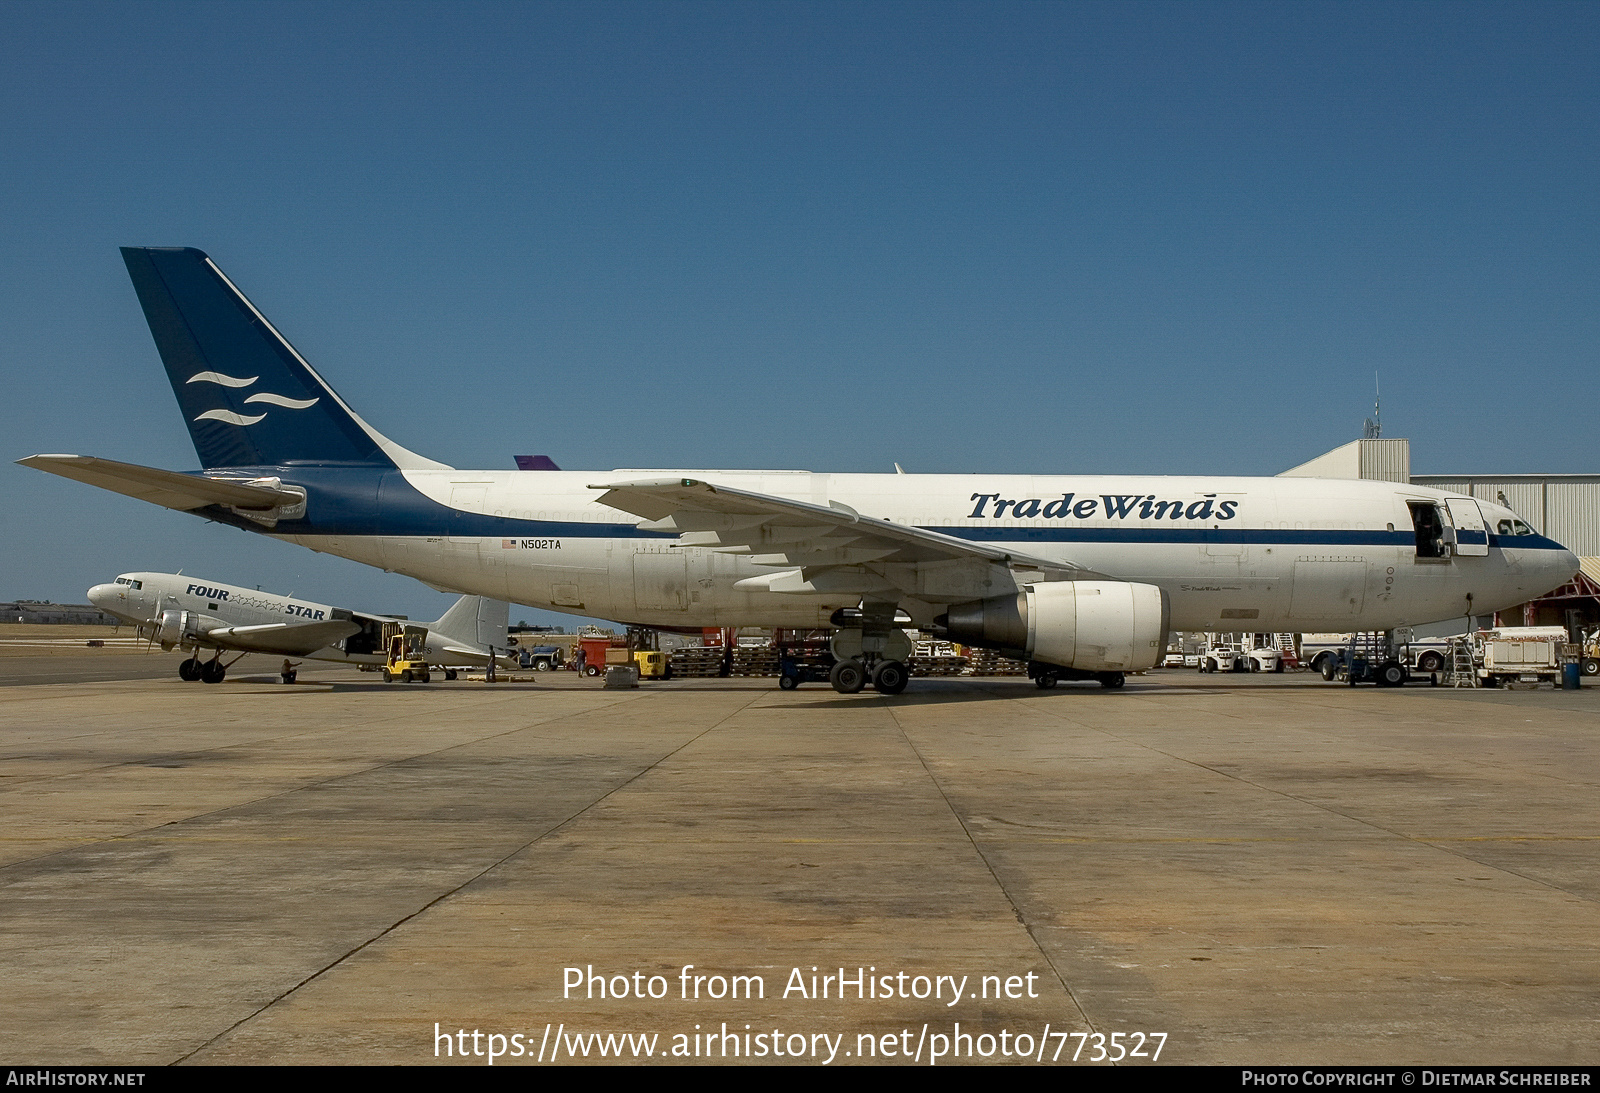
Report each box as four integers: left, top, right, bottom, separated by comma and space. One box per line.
21, 248, 1580, 694
86, 573, 514, 684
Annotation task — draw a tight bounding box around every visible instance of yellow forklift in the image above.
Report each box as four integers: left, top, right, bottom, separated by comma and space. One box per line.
633, 650, 671, 679
381, 622, 431, 683
625, 626, 673, 680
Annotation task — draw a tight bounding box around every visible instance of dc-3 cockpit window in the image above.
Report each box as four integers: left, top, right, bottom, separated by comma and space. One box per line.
115, 578, 142, 589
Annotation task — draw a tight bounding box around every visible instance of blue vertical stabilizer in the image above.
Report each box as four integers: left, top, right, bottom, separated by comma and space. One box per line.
120, 247, 445, 471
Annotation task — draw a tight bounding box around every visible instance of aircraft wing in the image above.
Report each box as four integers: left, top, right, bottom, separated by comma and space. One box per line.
589, 477, 1111, 602
17, 454, 305, 513
203, 619, 361, 655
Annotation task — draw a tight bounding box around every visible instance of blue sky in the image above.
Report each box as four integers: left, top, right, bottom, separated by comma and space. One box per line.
2, 0, 1595, 621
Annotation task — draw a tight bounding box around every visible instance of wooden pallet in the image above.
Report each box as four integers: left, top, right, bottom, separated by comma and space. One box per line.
669, 646, 727, 678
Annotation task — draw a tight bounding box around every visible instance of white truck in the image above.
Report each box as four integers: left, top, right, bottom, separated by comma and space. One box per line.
1474, 626, 1571, 688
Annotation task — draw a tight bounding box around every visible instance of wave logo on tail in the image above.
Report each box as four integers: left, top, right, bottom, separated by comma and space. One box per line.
187, 372, 320, 427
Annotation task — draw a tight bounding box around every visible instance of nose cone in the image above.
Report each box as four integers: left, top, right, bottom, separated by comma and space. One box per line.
1557, 546, 1581, 586
86, 583, 119, 609
1527, 541, 1582, 602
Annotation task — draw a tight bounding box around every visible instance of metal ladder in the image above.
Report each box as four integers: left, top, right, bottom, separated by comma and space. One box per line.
1447, 637, 1477, 688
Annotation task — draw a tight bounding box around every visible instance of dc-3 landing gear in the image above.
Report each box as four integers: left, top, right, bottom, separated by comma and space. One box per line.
177, 650, 241, 685
821, 604, 913, 695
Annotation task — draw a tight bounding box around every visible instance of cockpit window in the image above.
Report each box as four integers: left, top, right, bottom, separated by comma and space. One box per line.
1497, 519, 1536, 537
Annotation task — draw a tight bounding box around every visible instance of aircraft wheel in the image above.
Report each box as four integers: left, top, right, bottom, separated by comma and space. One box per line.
1035, 672, 1058, 689
872, 660, 909, 695
1098, 672, 1125, 689
445, 669, 458, 681
178, 658, 201, 682
778, 674, 799, 690
200, 661, 226, 684
829, 659, 867, 694
1582, 658, 1599, 677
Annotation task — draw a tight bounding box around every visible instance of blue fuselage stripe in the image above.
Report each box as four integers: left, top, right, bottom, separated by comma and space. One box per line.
194, 466, 1572, 554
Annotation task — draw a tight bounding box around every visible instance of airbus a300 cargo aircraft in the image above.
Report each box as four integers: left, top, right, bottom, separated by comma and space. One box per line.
21, 248, 1579, 694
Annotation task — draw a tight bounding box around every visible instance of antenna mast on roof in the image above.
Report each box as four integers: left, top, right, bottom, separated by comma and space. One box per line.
1362, 373, 1381, 439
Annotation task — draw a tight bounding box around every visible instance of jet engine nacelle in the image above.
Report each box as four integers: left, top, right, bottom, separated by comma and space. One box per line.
156, 608, 211, 650
941, 581, 1170, 673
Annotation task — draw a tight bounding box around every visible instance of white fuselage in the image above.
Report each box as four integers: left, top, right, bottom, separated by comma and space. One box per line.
274, 470, 1575, 633
92, 574, 333, 629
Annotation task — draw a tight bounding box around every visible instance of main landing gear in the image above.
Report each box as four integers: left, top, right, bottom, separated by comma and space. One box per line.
822, 603, 913, 695
824, 657, 910, 696
177, 651, 238, 684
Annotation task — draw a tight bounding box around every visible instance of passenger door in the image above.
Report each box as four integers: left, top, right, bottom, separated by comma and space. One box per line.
1444, 498, 1489, 557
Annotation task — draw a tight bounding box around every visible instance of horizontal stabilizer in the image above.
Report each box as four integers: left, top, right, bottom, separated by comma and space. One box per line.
18, 454, 306, 512
437, 643, 509, 660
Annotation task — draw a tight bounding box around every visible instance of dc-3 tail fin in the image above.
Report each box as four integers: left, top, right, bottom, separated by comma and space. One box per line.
120, 247, 449, 471
431, 595, 510, 652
